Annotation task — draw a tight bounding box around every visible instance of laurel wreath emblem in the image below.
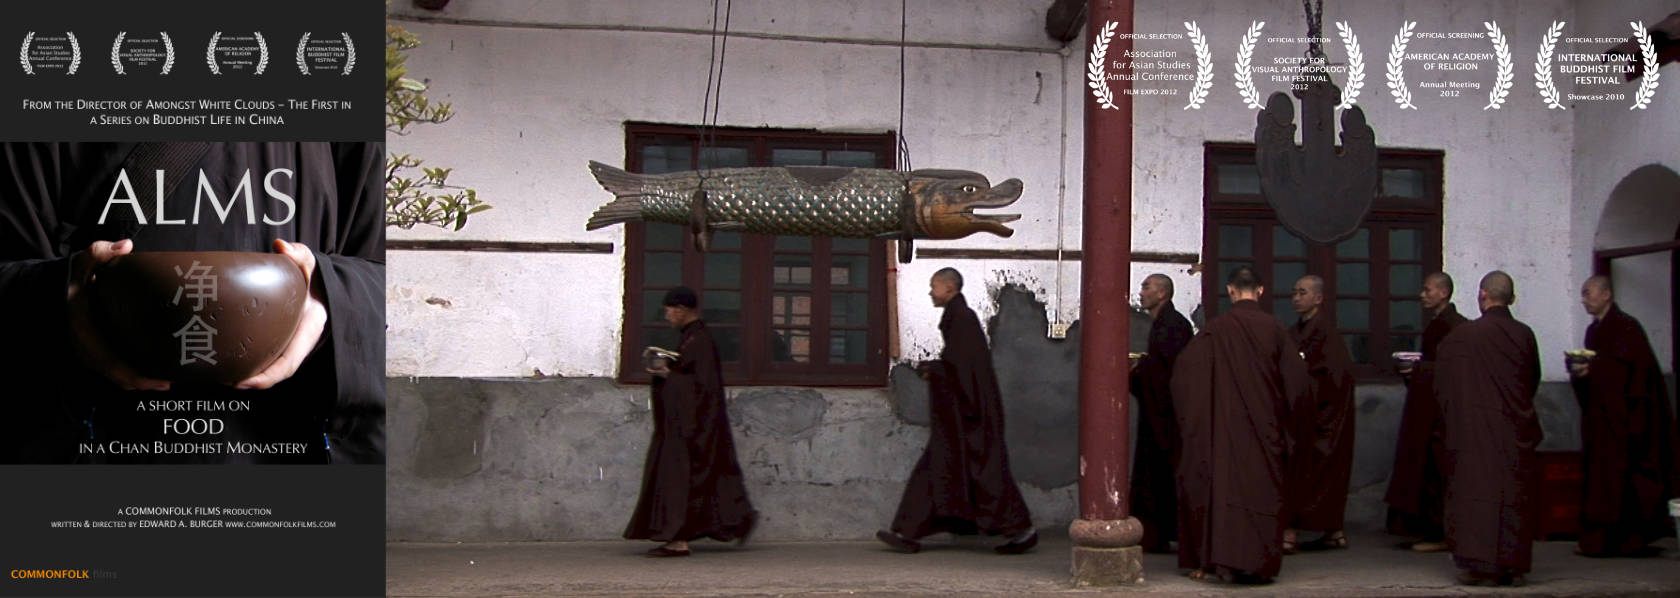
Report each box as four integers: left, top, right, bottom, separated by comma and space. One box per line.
254, 32, 268, 75
19, 31, 34, 75
1630, 21, 1660, 110
66, 32, 81, 75
1534, 21, 1566, 110
110, 31, 126, 75
1181, 21, 1213, 110
1334, 21, 1366, 110
1483, 21, 1514, 110
1386, 21, 1417, 109
1086, 21, 1119, 110
206, 31, 221, 75
342, 32, 356, 75
296, 32, 311, 75
1234, 21, 1265, 110
161, 32, 174, 75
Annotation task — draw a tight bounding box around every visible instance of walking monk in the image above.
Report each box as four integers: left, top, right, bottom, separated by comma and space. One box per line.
1386, 272, 1467, 552
1283, 275, 1356, 552
1129, 273, 1195, 553
1437, 271, 1541, 586
1568, 275, 1680, 557
1171, 266, 1309, 583
877, 268, 1037, 554
624, 287, 757, 557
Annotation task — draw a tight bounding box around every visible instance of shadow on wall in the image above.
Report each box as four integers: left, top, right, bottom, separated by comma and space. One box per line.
890, 284, 1152, 491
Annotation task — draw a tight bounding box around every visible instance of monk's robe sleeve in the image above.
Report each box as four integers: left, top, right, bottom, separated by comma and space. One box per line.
310, 142, 387, 464
0, 143, 80, 381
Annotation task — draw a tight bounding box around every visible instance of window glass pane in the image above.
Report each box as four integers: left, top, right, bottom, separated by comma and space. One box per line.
1274, 261, 1307, 292
775, 236, 812, 251
1274, 298, 1297, 329
1381, 168, 1425, 198
646, 222, 683, 250
1217, 262, 1254, 291
1390, 299, 1421, 331
644, 252, 683, 287
643, 291, 669, 324
640, 141, 691, 174
711, 326, 741, 362
1336, 228, 1369, 258
1219, 225, 1253, 258
830, 330, 869, 364
773, 254, 812, 286
832, 292, 870, 327
1344, 334, 1370, 364
771, 148, 823, 166
1336, 263, 1370, 295
644, 326, 679, 353
1391, 334, 1420, 353
827, 150, 877, 168
1337, 299, 1370, 330
1390, 229, 1421, 260
1273, 225, 1306, 257
705, 253, 741, 288
703, 291, 741, 324
1217, 163, 1261, 195
831, 255, 870, 288
699, 146, 749, 169
771, 329, 810, 363
832, 238, 869, 253
711, 231, 741, 250
772, 293, 812, 326
1389, 265, 1421, 297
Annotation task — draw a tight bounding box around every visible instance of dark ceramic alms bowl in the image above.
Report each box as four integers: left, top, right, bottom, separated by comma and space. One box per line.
90, 251, 307, 385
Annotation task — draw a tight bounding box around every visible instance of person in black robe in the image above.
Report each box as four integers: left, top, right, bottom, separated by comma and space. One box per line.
1568, 275, 1680, 557
623, 286, 757, 557
1437, 271, 1541, 586
1283, 275, 1356, 552
1385, 272, 1467, 552
0, 142, 384, 464
1171, 266, 1309, 583
877, 267, 1036, 554
1129, 273, 1194, 553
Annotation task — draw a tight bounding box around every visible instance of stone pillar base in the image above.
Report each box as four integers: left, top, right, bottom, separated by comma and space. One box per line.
1071, 545, 1144, 586
1068, 517, 1144, 585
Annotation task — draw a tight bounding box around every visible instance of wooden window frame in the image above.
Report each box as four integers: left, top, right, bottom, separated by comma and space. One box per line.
1202, 142, 1444, 381
618, 123, 894, 387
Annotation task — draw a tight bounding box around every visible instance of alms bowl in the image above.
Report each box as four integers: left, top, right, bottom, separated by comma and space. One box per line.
1564, 349, 1597, 364
90, 251, 307, 385
1391, 351, 1423, 363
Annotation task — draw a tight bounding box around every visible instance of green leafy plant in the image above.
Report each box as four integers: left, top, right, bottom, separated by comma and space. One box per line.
386, 23, 489, 231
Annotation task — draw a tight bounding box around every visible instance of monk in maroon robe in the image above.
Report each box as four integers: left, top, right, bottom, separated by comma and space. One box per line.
1171, 266, 1309, 583
1283, 275, 1356, 552
1568, 275, 1680, 557
624, 287, 757, 557
1129, 273, 1195, 553
878, 268, 1036, 555
1437, 271, 1540, 586
1386, 272, 1467, 552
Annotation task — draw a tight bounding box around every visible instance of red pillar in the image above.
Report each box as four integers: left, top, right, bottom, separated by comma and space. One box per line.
1069, 0, 1142, 586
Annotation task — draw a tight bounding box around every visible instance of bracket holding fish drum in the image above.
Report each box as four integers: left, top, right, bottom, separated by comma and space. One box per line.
689, 188, 712, 253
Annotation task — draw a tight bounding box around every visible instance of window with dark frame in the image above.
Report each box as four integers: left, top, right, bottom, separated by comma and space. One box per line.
620, 123, 893, 386
1202, 142, 1444, 380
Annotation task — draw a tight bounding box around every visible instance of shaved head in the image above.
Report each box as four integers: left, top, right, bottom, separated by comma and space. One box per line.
1296, 274, 1324, 294
1424, 272, 1454, 295
1145, 273, 1174, 298
1584, 275, 1612, 295
933, 267, 964, 290
1227, 265, 1261, 291
1480, 270, 1515, 306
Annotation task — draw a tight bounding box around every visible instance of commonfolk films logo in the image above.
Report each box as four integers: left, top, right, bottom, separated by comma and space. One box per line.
9, 567, 118, 580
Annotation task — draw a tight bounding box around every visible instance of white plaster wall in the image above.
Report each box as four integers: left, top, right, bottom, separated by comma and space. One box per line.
1571, 0, 1680, 373
387, 0, 1662, 383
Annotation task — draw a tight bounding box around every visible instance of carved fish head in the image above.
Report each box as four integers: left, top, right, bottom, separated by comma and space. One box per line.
908, 170, 1023, 239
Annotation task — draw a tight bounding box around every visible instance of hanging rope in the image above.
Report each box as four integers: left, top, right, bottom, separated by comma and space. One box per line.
698, 0, 733, 172
896, 0, 912, 172
1302, 0, 1325, 60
